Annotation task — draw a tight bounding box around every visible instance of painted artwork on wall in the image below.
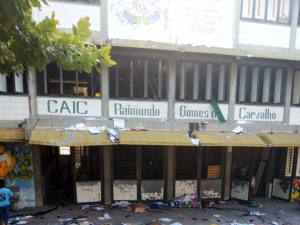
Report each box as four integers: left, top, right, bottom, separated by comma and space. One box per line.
0, 143, 35, 209
291, 179, 300, 201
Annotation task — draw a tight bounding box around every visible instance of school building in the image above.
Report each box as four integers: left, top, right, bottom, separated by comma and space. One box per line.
1, 0, 300, 208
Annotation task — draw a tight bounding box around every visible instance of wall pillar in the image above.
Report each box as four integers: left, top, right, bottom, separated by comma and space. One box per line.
26, 66, 37, 117
223, 147, 232, 200
166, 146, 175, 200
101, 67, 109, 118
32, 146, 43, 207
168, 58, 176, 123
284, 66, 293, 124
103, 146, 112, 204
228, 63, 238, 122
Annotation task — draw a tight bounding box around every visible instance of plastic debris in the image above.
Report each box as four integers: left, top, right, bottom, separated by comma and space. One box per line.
106, 128, 120, 143
112, 201, 131, 209
158, 218, 172, 222
170, 194, 200, 208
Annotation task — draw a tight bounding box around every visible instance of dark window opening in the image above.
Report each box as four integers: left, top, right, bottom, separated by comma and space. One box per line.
75, 147, 101, 181
109, 56, 168, 100
141, 147, 164, 180
37, 63, 101, 97
176, 148, 197, 179
113, 147, 137, 179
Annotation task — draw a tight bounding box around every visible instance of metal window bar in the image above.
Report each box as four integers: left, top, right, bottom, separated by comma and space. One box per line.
205, 63, 213, 101
141, 149, 164, 180
43, 67, 48, 94
218, 64, 226, 101
59, 67, 63, 95
239, 65, 247, 102
144, 59, 148, 98
251, 66, 259, 103
115, 66, 119, 98
176, 149, 197, 179
158, 59, 162, 99
274, 68, 283, 104
113, 148, 137, 179
292, 71, 300, 105
193, 63, 199, 100
75, 71, 79, 96
180, 62, 185, 100
130, 59, 134, 98
262, 67, 271, 103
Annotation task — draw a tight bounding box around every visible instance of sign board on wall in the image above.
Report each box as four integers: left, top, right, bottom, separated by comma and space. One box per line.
289, 107, 300, 125
108, 0, 234, 48
37, 97, 102, 117
234, 105, 284, 122
109, 100, 168, 119
0, 96, 29, 120
174, 103, 228, 120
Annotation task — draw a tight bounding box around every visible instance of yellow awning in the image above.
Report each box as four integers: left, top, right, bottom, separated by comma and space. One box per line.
119, 131, 194, 146
29, 129, 112, 147
259, 133, 300, 147
192, 132, 266, 147
0, 129, 24, 142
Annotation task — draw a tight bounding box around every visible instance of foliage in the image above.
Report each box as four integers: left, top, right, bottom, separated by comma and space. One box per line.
0, 0, 116, 75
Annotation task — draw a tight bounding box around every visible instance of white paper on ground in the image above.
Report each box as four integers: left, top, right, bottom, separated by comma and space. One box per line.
87, 127, 101, 134
191, 138, 200, 146
232, 126, 244, 134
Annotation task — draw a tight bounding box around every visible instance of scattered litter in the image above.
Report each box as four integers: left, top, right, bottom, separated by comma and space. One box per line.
112, 201, 131, 209
270, 222, 279, 225
106, 128, 120, 143
170, 194, 200, 208
243, 211, 266, 217
98, 213, 112, 221
232, 126, 244, 134
158, 218, 172, 222
170, 223, 183, 225
87, 127, 101, 134
134, 207, 146, 213
231, 222, 254, 225
114, 118, 125, 129
190, 138, 200, 146
80, 205, 90, 210
15, 222, 27, 225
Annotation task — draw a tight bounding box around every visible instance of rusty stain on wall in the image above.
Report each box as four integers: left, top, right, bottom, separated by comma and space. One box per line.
113, 180, 137, 201
175, 180, 197, 197
141, 180, 164, 200
76, 181, 101, 203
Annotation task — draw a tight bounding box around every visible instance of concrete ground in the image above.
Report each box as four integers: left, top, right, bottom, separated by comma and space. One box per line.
9, 198, 300, 225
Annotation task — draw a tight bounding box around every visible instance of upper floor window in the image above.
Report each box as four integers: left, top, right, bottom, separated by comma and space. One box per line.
236, 65, 286, 105
0, 72, 27, 95
241, 0, 291, 24
109, 56, 168, 100
175, 62, 229, 102
37, 63, 101, 97
291, 70, 300, 106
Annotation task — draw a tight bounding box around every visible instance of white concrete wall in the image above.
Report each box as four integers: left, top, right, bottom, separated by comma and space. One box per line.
0, 96, 29, 120
32, 1, 100, 32
295, 28, 300, 50
239, 21, 290, 48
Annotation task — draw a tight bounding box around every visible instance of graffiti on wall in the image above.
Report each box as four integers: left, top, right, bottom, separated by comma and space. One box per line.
0, 143, 35, 209
291, 179, 300, 201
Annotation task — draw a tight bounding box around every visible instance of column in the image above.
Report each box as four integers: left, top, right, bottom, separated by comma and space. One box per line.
26, 66, 37, 117
223, 147, 232, 200
228, 63, 238, 122
103, 146, 112, 204
168, 58, 176, 121
166, 146, 175, 200
101, 67, 109, 118
32, 146, 43, 207
284, 66, 293, 124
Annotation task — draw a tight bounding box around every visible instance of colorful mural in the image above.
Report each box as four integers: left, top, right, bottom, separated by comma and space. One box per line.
0, 143, 35, 209
291, 179, 300, 201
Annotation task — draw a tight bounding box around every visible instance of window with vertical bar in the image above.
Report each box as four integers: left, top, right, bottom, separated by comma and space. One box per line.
241, 0, 291, 24
36, 63, 101, 97
175, 61, 229, 102
113, 147, 137, 179
0, 71, 27, 95
236, 64, 286, 104
141, 147, 164, 179
109, 56, 167, 100
176, 148, 197, 179
75, 147, 101, 181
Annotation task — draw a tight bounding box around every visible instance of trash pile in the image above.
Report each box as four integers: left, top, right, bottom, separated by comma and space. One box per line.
170, 194, 200, 208
58, 217, 96, 225
8, 215, 34, 224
